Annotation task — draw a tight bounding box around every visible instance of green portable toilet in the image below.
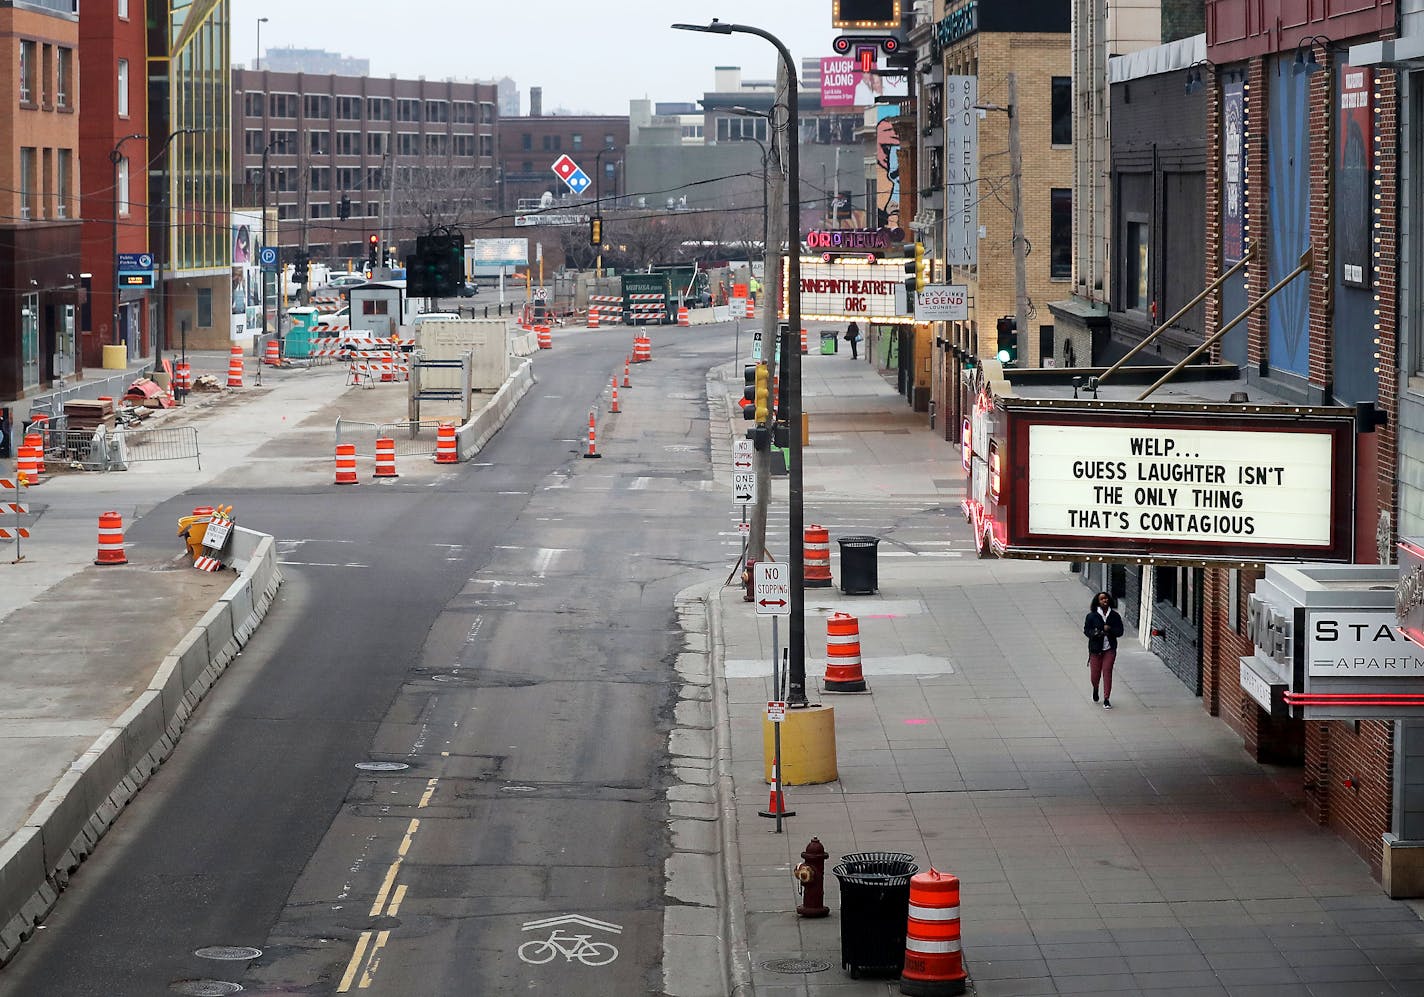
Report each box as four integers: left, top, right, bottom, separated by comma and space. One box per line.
285, 307, 319, 358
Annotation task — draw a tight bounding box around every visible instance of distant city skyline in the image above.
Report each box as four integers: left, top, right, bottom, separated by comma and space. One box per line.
234, 1, 840, 116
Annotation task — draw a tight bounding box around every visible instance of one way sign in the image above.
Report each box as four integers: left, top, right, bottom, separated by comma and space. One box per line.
754, 562, 790, 617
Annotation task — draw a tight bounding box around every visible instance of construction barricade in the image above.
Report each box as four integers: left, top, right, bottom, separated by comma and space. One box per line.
94, 511, 128, 565
536, 326, 553, 349
804, 525, 833, 587
628, 293, 666, 324
900, 869, 967, 995
434, 423, 459, 464
824, 612, 868, 692
0, 478, 31, 544
334, 444, 358, 484
631, 336, 652, 363
227, 345, 244, 387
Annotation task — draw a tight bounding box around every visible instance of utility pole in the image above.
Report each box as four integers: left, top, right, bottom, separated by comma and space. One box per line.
748, 66, 787, 568
1008, 72, 1028, 356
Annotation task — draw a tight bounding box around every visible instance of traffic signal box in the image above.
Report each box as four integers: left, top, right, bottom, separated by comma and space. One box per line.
590, 216, 603, 247
742, 364, 758, 420
406, 232, 466, 298
367, 233, 379, 269
292, 250, 309, 286
742, 362, 772, 450
996, 316, 1018, 365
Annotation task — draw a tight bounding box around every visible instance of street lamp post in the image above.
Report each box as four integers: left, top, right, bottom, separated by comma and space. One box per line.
153, 127, 200, 358
674, 18, 808, 706
594, 146, 619, 278
109, 132, 147, 350
255, 16, 267, 70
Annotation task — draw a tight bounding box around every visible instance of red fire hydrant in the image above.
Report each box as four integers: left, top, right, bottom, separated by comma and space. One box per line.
794, 837, 829, 918
743, 559, 757, 602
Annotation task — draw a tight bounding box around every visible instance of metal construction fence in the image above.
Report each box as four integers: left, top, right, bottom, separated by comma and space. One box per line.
25, 363, 156, 423
334, 417, 447, 458
29, 424, 199, 472
114, 427, 201, 469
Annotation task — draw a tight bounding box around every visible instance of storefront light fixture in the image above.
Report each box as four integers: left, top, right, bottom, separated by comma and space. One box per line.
1292, 35, 1333, 75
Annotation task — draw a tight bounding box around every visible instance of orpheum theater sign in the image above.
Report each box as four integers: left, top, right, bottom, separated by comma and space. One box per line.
982, 399, 1356, 563
785, 258, 911, 323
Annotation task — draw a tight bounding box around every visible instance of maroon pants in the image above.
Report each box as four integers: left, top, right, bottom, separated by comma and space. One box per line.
1089, 649, 1116, 699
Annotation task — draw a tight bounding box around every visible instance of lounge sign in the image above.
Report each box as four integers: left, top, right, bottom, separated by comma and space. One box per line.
998, 402, 1356, 563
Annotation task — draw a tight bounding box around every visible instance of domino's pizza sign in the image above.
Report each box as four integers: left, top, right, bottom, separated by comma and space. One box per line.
551, 154, 592, 195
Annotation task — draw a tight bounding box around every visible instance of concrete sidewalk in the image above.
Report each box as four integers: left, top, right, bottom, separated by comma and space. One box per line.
712, 351, 1424, 996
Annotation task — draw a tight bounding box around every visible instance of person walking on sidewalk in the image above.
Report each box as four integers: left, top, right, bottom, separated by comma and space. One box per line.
1084, 591, 1124, 709
844, 321, 861, 359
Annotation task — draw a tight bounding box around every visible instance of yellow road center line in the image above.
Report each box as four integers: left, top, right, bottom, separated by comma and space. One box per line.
369, 860, 402, 917
336, 930, 373, 992
358, 929, 391, 989
398, 817, 420, 856
418, 778, 438, 809
387, 883, 409, 916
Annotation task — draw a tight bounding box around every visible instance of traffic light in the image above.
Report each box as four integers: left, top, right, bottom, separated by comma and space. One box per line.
367, 233, 379, 268
292, 251, 308, 286
590, 216, 603, 247
742, 363, 757, 420
996, 316, 1018, 365
754, 363, 771, 425
903, 242, 917, 297
339, 195, 351, 221
913, 242, 927, 291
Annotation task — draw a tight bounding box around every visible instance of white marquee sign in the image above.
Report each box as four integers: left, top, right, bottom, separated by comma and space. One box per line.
786, 259, 910, 323
1026, 424, 1335, 546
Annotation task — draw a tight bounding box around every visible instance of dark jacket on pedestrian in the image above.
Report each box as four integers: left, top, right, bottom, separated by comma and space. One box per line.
844, 321, 861, 342
1083, 596, 1124, 654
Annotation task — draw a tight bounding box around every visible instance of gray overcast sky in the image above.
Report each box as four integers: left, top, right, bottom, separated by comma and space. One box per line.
234, 1, 839, 115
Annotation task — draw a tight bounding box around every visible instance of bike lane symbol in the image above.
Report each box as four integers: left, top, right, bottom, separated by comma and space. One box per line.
518, 913, 622, 967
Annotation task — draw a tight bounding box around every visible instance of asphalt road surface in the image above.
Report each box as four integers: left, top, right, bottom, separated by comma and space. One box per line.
0, 324, 741, 996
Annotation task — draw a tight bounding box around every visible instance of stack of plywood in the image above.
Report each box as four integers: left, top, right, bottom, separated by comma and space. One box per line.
64, 398, 116, 433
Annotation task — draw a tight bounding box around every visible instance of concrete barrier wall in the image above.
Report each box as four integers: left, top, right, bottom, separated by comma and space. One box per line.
456, 357, 535, 460
509, 330, 538, 356
0, 529, 284, 966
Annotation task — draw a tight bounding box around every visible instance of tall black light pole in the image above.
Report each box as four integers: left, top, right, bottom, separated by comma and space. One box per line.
674, 19, 807, 706
109, 132, 147, 349
152, 127, 200, 357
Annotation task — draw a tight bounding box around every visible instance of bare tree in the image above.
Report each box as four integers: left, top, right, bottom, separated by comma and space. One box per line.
559, 224, 598, 271
394, 161, 487, 233
614, 211, 689, 269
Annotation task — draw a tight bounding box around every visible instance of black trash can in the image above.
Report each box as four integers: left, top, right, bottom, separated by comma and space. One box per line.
831, 851, 918, 979
838, 536, 880, 595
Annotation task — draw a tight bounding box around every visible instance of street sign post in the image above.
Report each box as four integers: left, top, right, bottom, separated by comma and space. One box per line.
258, 246, 279, 271
754, 561, 791, 617
752, 331, 764, 361
733, 470, 755, 505
116, 253, 155, 290
767, 701, 787, 723
733, 438, 753, 470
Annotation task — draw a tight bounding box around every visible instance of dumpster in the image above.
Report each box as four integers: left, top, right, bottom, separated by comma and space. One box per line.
831, 851, 918, 978
838, 536, 880, 595
820, 330, 839, 355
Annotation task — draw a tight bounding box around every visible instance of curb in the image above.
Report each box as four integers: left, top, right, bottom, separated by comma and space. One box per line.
0, 528, 284, 966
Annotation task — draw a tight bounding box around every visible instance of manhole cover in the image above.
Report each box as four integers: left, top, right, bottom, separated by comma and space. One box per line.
194, 946, 262, 961
761, 958, 832, 975
170, 982, 244, 996
354, 761, 409, 772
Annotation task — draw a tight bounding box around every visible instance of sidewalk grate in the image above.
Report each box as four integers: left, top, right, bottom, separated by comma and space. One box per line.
760, 958, 832, 974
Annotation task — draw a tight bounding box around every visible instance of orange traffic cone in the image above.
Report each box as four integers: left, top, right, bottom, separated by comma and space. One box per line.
611, 376, 620, 413
623, 357, 631, 388
759, 761, 796, 819
583, 410, 601, 459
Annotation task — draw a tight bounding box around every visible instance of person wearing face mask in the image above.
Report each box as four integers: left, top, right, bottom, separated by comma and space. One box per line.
1083, 591, 1124, 709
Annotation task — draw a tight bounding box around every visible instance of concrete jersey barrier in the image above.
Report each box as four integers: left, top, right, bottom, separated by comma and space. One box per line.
0, 527, 283, 966
456, 357, 535, 460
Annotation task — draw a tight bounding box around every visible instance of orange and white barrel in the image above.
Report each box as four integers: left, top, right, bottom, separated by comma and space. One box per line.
824, 612, 868, 692
434, 423, 459, 464
537, 326, 553, 350
94, 511, 128, 565
677, 306, 690, 327
374, 437, 398, 478
804, 525, 832, 587
334, 444, 358, 484
900, 869, 967, 996
175, 362, 192, 393
632, 336, 652, 363
16, 445, 41, 486
22, 433, 44, 475
227, 344, 244, 387
264, 339, 281, 366
801, 328, 809, 354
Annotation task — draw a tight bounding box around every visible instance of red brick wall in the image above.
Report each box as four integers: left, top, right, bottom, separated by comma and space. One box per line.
1376, 68, 1400, 555
1306, 721, 1394, 878
1205, 69, 1222, 357
1308, 61, 1333, 391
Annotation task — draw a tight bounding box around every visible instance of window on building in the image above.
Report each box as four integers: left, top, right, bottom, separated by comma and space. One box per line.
118, 0, 129, 16
367, 97, 391, 121
1050, 189, 1072, 279
19, 148, 34, 218
425, 133, 449, 156
41, 147, 52, 218
397, 132, 419, 157
309, 131, 330, 156
336, 96, 362, 120
56, 47, 70, 109
542, 134, 553, 151
572, 133, 583, 150
19, 40, 35, 104
604, 134, 615, 148
366, 201, 381, 217
117, 58, 129, 116
521, 133, 532, 151
304, 94, 331, 119
362, 298, 389, 316
397, 98, 421, 122
271, 129, 297, 152
480, 135, 493, 156
1051, 77, 1072, 146
367, 132, 388, 157
56, 148, 69, 218
197, 287, 213, 327
336, 131, 361, 156
115, 154, 130, 217
425, 100, 449, 123
21, 294, 39, 389
245, 130, 264, 154
310, 202, 332, 219
277, 203, 298, 220
310, 166, 330, 192
1125, 219, 1149, 310
1228, 570, 1242, 633
41, 45, 51, 106
480, 102, 495, 123
454, 135, 476, 157
337, 168, 361, 190
453, 101, 476, 123
269, 92, 297, 117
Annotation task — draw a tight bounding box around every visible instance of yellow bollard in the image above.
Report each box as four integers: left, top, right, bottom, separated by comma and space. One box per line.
762, 705, 838, 785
